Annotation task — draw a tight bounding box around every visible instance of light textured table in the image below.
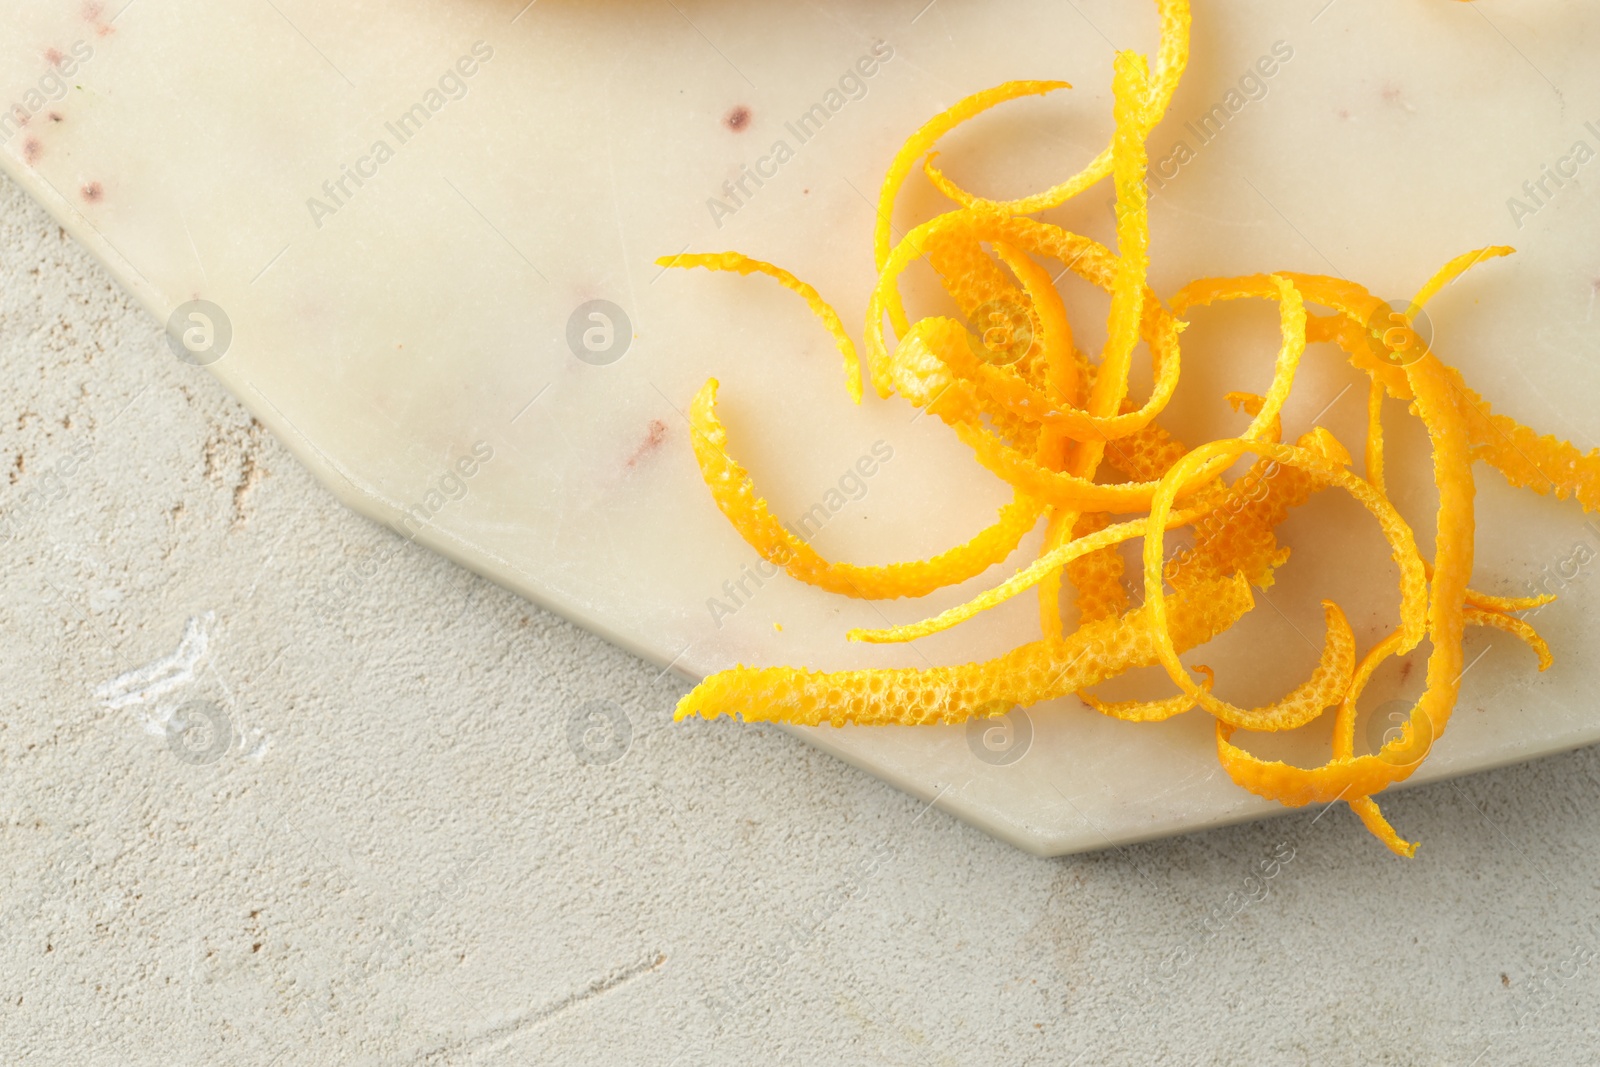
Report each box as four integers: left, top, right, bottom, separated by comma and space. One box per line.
3, 169, 1599, 1066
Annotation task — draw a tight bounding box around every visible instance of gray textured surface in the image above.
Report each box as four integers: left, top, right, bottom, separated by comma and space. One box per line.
3, 169, 1600, 1067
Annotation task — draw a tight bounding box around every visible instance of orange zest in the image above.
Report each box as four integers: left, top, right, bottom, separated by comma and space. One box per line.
656, 0, 1591, 856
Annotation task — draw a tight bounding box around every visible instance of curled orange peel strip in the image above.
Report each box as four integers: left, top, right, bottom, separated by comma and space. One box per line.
656, 251, 864, 404
676, 572, 1253, 727
1451, 363, 1600, 513
874, 80, 1072, 280
1330, 603, 1551, 856
921, 0, 1191, 216
993, 242, 1078, 411
1365, 375, 1388, 497
687, 379, 1043, 600
1420, 558, 1556, 614
1349, 799, 1419, 858
989, 240, 1083, 637
1463, 607, 1554, 671
1325, 629, 1420, 857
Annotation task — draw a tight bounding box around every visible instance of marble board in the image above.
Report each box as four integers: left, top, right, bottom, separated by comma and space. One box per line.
1, 0, 1596, 853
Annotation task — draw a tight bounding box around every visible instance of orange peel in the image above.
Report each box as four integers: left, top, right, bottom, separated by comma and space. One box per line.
660, 0, 1596, 855
687, 379, 1043, 600
920, 0, 1192, 216
657, 251, 864, 403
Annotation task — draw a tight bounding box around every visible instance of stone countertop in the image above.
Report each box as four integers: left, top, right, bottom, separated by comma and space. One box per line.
2, 172, 1598, 1066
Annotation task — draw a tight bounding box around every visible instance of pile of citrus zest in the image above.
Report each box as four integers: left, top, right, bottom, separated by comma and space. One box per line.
655, 0, 1592, 856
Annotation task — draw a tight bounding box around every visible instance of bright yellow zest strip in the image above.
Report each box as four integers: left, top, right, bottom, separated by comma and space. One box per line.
688, 379, 1043, 600
657, 251, 864, 404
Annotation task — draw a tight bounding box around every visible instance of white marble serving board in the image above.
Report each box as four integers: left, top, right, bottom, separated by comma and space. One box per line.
3, 0, 1596, 854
